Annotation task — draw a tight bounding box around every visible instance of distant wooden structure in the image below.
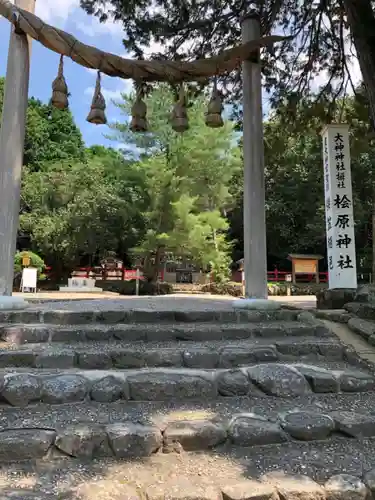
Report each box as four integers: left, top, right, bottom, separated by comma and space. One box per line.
287, 254, 323, 284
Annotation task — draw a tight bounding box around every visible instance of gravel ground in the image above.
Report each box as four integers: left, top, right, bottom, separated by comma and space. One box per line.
0, 392, 375, 429
23, 296, 239, 312
0, 437, 373, 498
0, 335, 336, 352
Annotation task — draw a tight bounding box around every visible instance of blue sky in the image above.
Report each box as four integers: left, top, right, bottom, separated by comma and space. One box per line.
0, 0, 133, 147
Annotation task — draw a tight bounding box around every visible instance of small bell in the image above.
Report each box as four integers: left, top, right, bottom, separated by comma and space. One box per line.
130, 88, 148, 132
51, 55, 69, 110
87, 71, 107, 125
205, 80, 224, 128
171, 85, 189, 133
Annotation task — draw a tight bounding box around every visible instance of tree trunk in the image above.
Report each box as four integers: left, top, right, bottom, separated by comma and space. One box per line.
343, 0, 375, 129
145, 247, 163, 283
372, 183, 375, 283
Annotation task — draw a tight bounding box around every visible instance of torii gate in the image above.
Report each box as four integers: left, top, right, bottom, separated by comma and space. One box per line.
0, 0, 286, 305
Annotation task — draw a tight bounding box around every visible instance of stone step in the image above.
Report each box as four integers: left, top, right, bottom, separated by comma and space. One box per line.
0, 307, 299, 325
315, 309, 352, 323
0, 337, 348, 370
0, 362, 373, 407
1, 394, 375, 463
0, 321, 330, 344
347, 317, 375, 344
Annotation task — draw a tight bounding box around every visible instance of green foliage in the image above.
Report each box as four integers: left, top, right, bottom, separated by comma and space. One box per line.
20, 153, 147, 276
80, 0, 373, 121
111, 85, 240, 281
0, 78, 86, 171
14, 251, 45, 276
24, 100, 86, 170
200, 281, 243, 296
229, 91, 375, 270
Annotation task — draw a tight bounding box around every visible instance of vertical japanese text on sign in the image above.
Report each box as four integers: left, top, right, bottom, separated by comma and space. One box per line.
321, 125, 357, 289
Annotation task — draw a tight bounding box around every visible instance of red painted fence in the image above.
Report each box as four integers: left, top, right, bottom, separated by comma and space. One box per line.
267, 270, 329, 283
44, 266, 329, 283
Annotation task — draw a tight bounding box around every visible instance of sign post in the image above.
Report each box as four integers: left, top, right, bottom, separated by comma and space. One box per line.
322, 124, 357, 289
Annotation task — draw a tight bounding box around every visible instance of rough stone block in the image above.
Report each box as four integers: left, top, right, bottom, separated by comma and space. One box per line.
247, 364, 311, 397
106, 422, 162, 458
338, 370, 375, 392
144, 349, 183, 367
0, 350, 36, 368
228, 414, 288, 447
295, 365, 339, 393
344, 302, 361, 315
2, 373, 41, 406
183, 348, 220, 368
316, 289, 356, 310
35, 351, 76, 368
95, 310, 128, 323
90, 375, 127, 402
324, 474, 369, 500
331, 411, 375, 437
220, 347, 259, 368
55, 424, 110, 458
112, 325, 147, 342
85, 327, 114, 341
355, 285, 375, 303
261, 471, 325, 500
78, 352, 113, 369
127, 370, 216, 400
0, 429, 55, 460
222, 481, 278, 500
279, 411, 335, 441
2, 325, 49, 344
317, 343, 344, 360
112, 350, 146, 368
217, 370, 251, 396
41, 374, 88, 404
43, 310, 95, 324
314, 310, 351, 323
4, 310, 40, 323
275, 340, 319, 357
163, 419, 227, 451
347, 317, 375, 340
50, 327, 87, 342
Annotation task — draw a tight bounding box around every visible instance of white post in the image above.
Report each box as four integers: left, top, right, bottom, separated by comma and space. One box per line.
322, 124, 357, 289
241, 14, 268, 299
0, 0, 35, 297
135, 268, 140, 296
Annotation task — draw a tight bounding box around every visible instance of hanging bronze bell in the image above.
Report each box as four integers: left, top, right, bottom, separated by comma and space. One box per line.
51, 55, 69, 110
171, 85, 189, 133
130, 89, 148, 132
205, 82, 224, 128
87, 71, 107, 125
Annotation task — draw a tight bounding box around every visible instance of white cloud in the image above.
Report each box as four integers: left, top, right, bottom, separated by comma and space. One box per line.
84, 80, 133, 103
26, 0, 126, 39
75, 14, 123, 37
34, 0, 78, 25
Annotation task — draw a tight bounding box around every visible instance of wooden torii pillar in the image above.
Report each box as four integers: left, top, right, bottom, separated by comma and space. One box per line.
0, 0, 35, 306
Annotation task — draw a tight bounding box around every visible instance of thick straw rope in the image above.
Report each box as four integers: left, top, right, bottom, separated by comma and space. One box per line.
0, 0, 288, 82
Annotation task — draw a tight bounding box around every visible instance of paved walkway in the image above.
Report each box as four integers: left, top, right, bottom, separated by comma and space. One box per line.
13, 292, 317, 309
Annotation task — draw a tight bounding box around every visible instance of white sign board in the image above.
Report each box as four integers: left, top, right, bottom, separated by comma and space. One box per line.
322, 124, 357, 289
20, 267, 37, 292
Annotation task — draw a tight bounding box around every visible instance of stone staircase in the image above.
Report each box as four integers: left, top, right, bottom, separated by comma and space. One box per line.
1, 297, 375, 498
